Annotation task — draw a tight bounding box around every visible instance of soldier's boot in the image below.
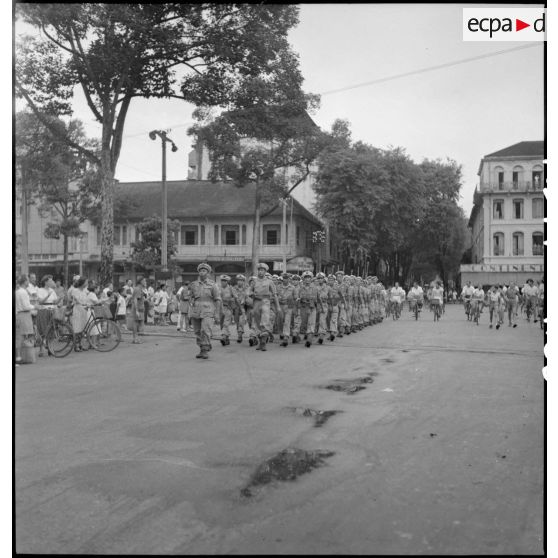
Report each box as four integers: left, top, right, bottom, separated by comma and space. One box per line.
280, 337, 288, 347
268, 333, 274, 343
336, 332, 343, 338
220, 336, 227, 346
195, 346, 204, 359
305, 333, 313, 348
256, 334, 268, 351
292, 335, 300, 344
329, 333, 335, 341
225, 337, 231, 346
199, 345, 209, 359
207, 343, 213, 352
318, 334, 324, 345
248, 336, 257, 347
237, 333, 243, 343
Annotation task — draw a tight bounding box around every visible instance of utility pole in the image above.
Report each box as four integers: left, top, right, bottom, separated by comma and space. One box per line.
149, 130, 178, 272
20, 184, 29, 276
282, 197, 288, 273
249, 162, 264, 275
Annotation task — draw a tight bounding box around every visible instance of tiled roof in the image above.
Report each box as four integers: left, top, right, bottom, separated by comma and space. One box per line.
115, 179, 322, 225
484, 141, 544, 159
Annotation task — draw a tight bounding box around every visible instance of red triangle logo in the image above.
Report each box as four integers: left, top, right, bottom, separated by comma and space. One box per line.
516, 19, 530, 31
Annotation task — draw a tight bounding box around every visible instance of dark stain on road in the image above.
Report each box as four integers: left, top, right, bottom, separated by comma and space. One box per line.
382, 358, 395, 364
241, 448, 335, 497
324, 377, 373, 394
288, 407, 342, 427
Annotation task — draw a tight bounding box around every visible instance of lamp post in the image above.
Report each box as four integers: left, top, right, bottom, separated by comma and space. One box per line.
149, 130, 178, 272
248, 162, 264, 276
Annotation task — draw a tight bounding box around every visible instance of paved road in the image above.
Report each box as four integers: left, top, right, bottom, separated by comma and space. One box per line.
15, 305, 544, 554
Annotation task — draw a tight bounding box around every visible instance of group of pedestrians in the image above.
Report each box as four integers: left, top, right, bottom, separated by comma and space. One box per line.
460, 278, 544, 328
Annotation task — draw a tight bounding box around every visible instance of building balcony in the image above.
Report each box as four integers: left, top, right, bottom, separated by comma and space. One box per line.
479, 181, 543, 194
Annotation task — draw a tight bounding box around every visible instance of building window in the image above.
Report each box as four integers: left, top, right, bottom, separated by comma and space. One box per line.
513, 199, 524, 219
214, 225, 219, 245
263, 225, 280, 245
493, 200, 504, 219
532, 170, 543, 190
296, 226, 300, 246
200, 225, 205, 245
181, 225, 197, 245
498, 171, 505, 190
512, 165, 524, 189
96, 226, 101, 246
114, 225, 127, 246
285, 223, 289, 244
512, 232, 524, 256
493, 233, 504, 256
221, 225, 239, 245
532, 198, 543, 219
242, 225, 247, 245
532, 232, 543, 256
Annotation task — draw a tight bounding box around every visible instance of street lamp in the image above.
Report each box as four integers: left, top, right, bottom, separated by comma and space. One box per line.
149, 130, 178, 272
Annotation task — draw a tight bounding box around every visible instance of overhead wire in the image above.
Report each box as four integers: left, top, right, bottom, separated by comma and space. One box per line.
319, 43, 542, 96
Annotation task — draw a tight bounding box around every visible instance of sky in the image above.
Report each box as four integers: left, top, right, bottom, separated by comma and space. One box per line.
13, 3, 545, 216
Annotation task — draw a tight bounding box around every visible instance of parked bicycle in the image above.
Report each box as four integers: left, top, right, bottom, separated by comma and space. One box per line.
46, 305, 121, 357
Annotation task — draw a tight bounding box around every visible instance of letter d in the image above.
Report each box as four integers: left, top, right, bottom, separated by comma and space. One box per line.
534, 13, 545, 32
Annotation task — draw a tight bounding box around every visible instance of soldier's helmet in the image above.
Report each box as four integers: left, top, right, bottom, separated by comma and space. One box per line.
291, 275, 301, 282
265, 273, 272, 279
302, 271, 313, 279
316, 272, 326, 279
236, 274, 246, 281
327, 274, 336, 280
272, 274, 280, 281
281, 272, 290, 280
219, 275, 231, 282
257, 262, 269, 271
197, 263, 212, 273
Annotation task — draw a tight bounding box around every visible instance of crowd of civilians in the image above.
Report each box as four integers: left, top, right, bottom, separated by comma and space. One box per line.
15, 273, 189, 363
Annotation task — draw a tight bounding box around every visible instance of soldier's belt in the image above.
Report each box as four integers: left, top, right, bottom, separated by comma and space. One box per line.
253, 296, 270, 301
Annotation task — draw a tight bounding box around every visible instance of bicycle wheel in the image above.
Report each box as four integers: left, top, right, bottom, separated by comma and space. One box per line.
89, 318, 121, 352
46, 322, 74, 358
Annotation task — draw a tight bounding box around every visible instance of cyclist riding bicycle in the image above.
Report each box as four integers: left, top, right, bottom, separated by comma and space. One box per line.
522, 278, 538, 323
461, 281, 474, 318
430, 281, 444, 320
408, 282, 424, 309
390, 282, 405, 318
470, 284, 485, 325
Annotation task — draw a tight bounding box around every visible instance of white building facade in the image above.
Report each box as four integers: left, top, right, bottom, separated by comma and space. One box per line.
461, 141, 544, 286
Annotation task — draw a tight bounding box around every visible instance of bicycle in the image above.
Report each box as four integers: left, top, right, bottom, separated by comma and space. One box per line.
409, 298, 421, 320
464, 299, 472, 321
472, 302, 482, 325
46, 305, 121, 357
432, 300, 442, 322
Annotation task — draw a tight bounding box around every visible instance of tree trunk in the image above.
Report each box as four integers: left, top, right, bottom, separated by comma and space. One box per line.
251, 178, 261, 276
20, 183, 29, 276
99, 155, 115, 285
63, 234, 69, 287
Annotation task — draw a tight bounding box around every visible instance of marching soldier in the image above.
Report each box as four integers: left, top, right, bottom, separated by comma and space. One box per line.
277, 272, 297, 347
188, 263, 222, 360
248, 263, 281, 351
218, 275, 239, 346
327, 274, 343, 341
315, 272, 329, 344
335, 271, 347, 337
297, 271, 318, 348
232, 274, 247, 343
290, 274, 303, 343
245, 276, 258, 346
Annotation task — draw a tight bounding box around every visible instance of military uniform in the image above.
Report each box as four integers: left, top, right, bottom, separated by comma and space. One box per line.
277, 274, 297, 347
315, 273, 330, 343
327, 276, 343, 339
232, 275, 247, 342
188, 263, 221, 358
297, 272, 318, 347
219, 276, 239, 345
249, 263, 279, 350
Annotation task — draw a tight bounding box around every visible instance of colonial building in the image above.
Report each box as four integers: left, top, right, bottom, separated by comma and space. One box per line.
461, 141, 544, 285
107, 179, 327, 283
